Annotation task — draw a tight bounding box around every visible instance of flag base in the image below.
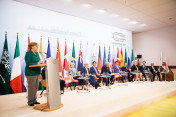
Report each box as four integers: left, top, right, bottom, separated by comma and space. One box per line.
33, 103, 63, 112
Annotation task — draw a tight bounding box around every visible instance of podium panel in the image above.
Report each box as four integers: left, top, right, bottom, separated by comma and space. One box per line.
46, 58, 61, 109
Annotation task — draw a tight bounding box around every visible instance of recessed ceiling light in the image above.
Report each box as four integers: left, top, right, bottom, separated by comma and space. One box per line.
64, 0, 72, 2
97, 9, 107, 13
112, 14, 119, 17
130, 21, 138, 24
122, 18, 130, 21
140, 24, 147, 26
83, 3, 92, 8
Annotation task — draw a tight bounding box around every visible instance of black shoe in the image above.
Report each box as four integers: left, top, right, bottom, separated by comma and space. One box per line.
34, 102, 40, 104
28, 103, 34, 106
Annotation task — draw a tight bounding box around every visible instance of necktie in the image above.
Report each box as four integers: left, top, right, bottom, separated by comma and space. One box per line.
153, 67, 155, 72
86, 68, 88, 74
94, 67, 98, 74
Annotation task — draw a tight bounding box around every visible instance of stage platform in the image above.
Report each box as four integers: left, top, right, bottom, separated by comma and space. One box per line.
0, 80, 176, 117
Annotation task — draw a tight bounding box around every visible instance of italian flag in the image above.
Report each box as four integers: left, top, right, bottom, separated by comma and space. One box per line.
10, 33, 22, 93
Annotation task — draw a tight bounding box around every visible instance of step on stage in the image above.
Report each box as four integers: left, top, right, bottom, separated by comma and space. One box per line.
0, 81, 176, 117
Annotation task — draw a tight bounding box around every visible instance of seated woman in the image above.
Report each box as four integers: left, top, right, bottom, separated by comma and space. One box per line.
131, 61, 142, 81
160, 62, 174, 81
69, 62, 87, 90
41, 68, 65, 94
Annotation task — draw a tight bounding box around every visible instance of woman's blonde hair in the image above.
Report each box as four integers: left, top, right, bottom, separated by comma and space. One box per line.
29, 42, 38, 50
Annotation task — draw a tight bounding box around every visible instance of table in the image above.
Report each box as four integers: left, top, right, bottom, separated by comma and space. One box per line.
161, 70, 169, 81
117, 72, 129, 86
144, 71, 152, 81
131, 71, 141, 84
77, 77, 90, 93
99, 75, 111, 89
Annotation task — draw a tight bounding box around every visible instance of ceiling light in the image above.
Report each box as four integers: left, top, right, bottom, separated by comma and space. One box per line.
130, 21, 138, 24
97, 9, 107, 13
112, 14, 119, 17
83, 3, 92, 8
122, 18, 130, 21
64, 0, 72, 2
140, 24, 147, 26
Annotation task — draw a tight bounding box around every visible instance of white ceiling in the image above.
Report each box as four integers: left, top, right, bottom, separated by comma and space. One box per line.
15, 0, 176, 33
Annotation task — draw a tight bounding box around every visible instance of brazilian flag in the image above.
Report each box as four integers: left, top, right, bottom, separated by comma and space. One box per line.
71, 41, 76, 67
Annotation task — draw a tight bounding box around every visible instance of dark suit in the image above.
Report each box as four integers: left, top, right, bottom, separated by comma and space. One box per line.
81, 67, 92, 86
114, 66, 121, 73
150, 66, 161, 81
140, 65, 147, 81
90, 66, 103, 83
101, 65, 113, 83
121, 66, 131, 81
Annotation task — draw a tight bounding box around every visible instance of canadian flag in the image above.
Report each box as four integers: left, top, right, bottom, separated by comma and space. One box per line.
63, 40, 69, 77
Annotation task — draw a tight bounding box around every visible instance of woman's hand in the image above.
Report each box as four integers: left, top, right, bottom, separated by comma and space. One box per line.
38, 61, 42, 64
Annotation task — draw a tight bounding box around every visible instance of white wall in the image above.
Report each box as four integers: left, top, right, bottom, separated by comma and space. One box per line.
0, 0, 132, 86
133, 25, 176, 66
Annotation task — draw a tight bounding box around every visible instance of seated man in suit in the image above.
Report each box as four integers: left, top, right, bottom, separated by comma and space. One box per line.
150, 63, 161, 81
90, 61, 103, 87
114, 61, 121, 73
114, 61, 123, 82
121, 62, 131, 82
101, 62, 114, 85
160, 62, 174, 81
140, 61, 147, 81
41, 68, 65, 94
81, 62, 98, 89
131, 61, 142, 81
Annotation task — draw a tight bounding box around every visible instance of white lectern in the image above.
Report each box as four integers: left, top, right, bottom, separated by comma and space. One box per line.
29, 58, 63, 112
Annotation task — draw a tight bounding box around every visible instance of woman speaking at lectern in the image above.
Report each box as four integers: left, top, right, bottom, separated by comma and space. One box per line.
25, 42, 42, 106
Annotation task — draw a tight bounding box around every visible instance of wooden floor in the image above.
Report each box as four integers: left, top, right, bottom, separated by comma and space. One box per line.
0, 80, 176, 117
123, 95, 176, 117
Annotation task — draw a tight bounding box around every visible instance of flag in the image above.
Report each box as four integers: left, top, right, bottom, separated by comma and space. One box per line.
39, 36, 43, 62
108, 45, 112, 68
47, 38, 51, 58
38, 36, 44, 90
0, 32, 12, 95
56, 40, 63, 79
92, 43, 96, 62
24, 34, 30, 91
10, 33, 22, 93
63, 40, 69, 77
85, 42, 90, 68
27, 34, 30, 51
125, 48, 127, 63
71, 41, 76, 68
117, 48, 120, 66
112, 48, 115, 68
97, 45, 102, 72
77, 42, 83, 72
120, 48, 124, 67
128, 57, 131, 69
103, 45, 106, 66
131, 49, 134, 65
